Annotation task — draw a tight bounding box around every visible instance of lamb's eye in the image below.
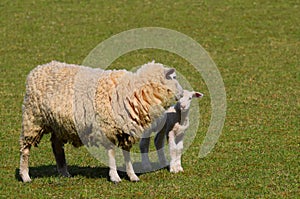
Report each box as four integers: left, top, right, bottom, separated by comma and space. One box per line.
173, 76, 176, 79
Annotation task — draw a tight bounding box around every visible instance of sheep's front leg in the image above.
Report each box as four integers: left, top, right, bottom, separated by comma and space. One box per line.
122, 149, 140, 182
139, 130, 152, 170
50, 133, 71, 177
108, 148, 121, 183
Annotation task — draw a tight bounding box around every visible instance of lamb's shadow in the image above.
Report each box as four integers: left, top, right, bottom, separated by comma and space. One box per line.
15, 165, 126, 182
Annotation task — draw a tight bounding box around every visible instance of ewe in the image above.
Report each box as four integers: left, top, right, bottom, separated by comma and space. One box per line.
19, 61, 183, 183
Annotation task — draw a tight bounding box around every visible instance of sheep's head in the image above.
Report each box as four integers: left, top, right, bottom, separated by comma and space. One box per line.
178, 90, 203, 112
136, 61, 183, 107
164, 67, 183, 101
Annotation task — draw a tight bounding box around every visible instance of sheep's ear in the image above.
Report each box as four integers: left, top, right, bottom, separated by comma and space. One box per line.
165, 68, 176, 79
193, 92, 203, 98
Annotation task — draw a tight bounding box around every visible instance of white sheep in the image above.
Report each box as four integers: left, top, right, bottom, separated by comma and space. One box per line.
139, 90, 203, 172
19, 60, 183, 183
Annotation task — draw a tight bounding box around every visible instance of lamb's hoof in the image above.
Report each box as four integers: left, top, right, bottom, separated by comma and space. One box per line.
170, 169, 177, 173
170, 164, 184, 173
178, 166, 184, 172
170, 165, 179, 173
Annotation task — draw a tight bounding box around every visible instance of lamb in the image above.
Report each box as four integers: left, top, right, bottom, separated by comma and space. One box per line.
19, 60, 183, 183
139, 90, 203, 173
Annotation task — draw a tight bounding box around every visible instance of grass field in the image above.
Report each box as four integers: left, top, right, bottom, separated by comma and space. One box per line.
0, 0, 299, 198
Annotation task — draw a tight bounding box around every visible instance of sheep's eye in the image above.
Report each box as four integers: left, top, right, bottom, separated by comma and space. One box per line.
173, 76, 176, 79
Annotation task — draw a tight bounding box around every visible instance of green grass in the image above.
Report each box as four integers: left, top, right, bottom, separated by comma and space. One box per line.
0, 0, 299, 198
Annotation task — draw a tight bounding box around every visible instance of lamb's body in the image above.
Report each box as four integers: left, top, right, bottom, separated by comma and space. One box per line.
139, 90, 203, 173
19, 61, 183, 183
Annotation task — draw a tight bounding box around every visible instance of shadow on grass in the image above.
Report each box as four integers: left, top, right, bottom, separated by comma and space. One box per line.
132, 162, 169, 174
15, 162, 168, 182
16, 165, 114, 182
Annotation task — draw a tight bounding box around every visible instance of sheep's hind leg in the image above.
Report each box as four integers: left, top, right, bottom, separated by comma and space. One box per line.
50, 133, 71, 177
108, 148, 121, 183
122, 148, 139, 182
154, 130, 168, 167
139, 131, 152, 171
19, 144, 32, 182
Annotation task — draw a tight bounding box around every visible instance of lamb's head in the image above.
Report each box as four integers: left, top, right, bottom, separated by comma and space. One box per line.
178, 90, 203, 112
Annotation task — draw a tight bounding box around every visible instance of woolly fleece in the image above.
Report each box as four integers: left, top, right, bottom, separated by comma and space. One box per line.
20, 61, 181, 151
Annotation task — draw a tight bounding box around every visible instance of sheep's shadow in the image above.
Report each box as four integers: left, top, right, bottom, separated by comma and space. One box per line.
15, 162, 168, 182
15, 165, 121, 182
133, 162, 169, 174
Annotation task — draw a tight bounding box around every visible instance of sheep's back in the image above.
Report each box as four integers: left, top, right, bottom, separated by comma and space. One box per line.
23, 61, 82, 145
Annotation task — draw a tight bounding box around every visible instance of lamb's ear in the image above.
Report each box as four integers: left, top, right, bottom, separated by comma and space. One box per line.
193, 92, 203, 98
165, 68, 176, 79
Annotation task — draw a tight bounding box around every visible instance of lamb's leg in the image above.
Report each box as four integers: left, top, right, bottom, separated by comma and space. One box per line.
50, 133, 71, 177
19, 143, 32, 182
122, 149, 140, 182
139, 130, 152, 170
175, 134, 184, 172
154, 129, 168, 167
108, 148, 121, 183
168, 131, 178, 173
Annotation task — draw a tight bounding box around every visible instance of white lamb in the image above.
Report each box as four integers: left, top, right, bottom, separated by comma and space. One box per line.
19, 60, 183, 183
139, 90, 203, 173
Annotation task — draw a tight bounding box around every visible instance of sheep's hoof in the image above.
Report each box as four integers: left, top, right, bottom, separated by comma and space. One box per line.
110, 173, 122, 184
129, 174, 140, 182
113, 181, 120, 185
62, 172, 72, 178
21, 176, 32, 183
58, 170, 72, 178
20, 172, 32, 183
130, 179, 140, 182
111, 179, 122, 184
